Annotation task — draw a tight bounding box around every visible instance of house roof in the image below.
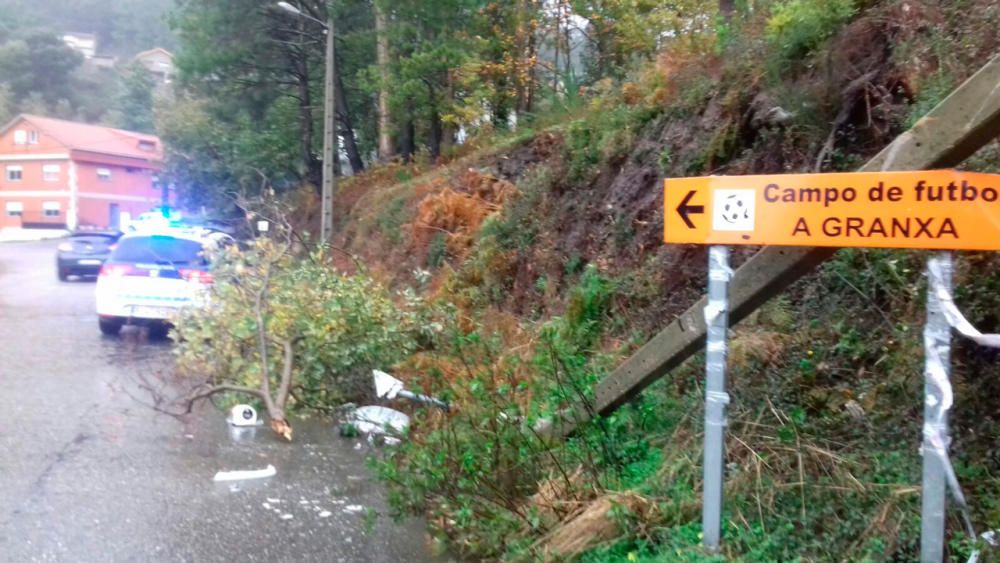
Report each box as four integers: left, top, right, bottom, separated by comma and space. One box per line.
63, 32, 97, 42
133, 47, 174, 62
3, 114, 162, 163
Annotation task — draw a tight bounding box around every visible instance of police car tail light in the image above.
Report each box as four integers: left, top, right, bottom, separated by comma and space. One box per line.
180, 268, 213, 284
99, 264, 135, 277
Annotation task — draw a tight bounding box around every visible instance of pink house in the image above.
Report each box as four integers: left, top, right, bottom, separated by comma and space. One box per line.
0, 114, 163, 231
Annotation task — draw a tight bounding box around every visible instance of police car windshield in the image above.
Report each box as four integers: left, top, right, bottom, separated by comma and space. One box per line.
112, 236, 205, 266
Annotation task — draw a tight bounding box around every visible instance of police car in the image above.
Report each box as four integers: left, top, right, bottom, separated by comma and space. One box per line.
95, 226, 232, 337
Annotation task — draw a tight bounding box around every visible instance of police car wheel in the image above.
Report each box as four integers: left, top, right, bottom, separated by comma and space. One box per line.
98, 318, 123, 336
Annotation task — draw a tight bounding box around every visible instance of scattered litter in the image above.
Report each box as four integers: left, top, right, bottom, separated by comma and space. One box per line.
212, 464, 276, 482
354, 442, 362, 450
262, 503, 271, 510
351, 405, 410, 435
373, 369, 449, 410
228, 484, 240, 493
299, 500, 309, 505
184, 434, 195, 440
330, 498, 346, 505
266, 497, 281, 503
343, 505, 364, 513
319, 510, 332, 518
280, 513, 294, 520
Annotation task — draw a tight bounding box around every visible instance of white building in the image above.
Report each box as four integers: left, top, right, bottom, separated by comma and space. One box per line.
62, 32, 97, 59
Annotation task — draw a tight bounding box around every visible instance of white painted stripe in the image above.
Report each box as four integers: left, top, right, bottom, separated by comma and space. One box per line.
0, 190, 70, 197
77, 192, 158, 203
0, 153, 71, 162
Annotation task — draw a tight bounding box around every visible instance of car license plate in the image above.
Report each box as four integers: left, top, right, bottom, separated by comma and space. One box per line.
131, 306, 170, 319
78, 259, 102, 265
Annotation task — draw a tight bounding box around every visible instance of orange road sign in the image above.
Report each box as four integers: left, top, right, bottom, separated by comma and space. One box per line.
664, 170, 1000, 250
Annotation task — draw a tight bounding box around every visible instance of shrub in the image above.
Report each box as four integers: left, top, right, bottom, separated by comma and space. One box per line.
173, 238, 427, 416
766, 0, 856, 60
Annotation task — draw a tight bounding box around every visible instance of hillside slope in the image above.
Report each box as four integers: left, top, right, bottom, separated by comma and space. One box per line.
331, 1, 1000, 560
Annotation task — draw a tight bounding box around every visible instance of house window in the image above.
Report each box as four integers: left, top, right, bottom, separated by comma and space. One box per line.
5, 201, 23, 217
97, 168, 112, 181
28, 130, 38, 144
6, 165, 22, 181
138, 140, 156, 152
43, 164, 60, 181
42, 201, 61, 217
13, 130, 26, 145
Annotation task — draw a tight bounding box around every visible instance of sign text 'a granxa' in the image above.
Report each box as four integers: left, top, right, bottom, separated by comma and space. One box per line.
663, 170, 1000, 250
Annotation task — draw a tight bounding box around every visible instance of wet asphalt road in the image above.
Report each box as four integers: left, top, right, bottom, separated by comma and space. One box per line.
0, 240, 435, 562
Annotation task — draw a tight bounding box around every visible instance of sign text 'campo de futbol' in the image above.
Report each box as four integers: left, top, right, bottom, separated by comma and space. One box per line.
663, 170, 1000, 250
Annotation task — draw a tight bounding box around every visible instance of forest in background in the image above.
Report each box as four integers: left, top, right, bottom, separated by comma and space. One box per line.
0, 0, 174, 130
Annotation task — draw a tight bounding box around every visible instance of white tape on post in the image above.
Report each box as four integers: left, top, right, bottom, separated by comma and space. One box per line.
702, 246, 731, 551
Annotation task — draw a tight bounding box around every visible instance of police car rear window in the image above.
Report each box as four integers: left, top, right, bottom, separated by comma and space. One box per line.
111, 236, 205, 265
70, 234, 117, 246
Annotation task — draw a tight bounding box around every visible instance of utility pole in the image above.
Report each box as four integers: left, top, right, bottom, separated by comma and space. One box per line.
321, 10, 336, 242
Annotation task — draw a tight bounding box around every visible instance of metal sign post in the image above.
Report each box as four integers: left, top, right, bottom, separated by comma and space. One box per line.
702, 245, 731, 551
921, 251, 952, 562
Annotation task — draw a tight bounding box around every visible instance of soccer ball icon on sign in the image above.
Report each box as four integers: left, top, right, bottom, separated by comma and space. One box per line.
712, 189, 756, 232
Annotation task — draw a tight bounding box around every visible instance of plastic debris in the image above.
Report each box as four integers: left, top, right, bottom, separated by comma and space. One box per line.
343, 505, 364, 513
319, 510, 332, 518
212, 464, 276, 482
227, 404, 262, 427
280, 513, 293, 520
351, 405, 410, 436
373, 370, 449, 411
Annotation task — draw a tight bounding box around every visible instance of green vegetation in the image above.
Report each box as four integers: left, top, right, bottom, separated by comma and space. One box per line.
161, 0, 1000, 560
766, 0, 857, 60
172, 231, 431, 434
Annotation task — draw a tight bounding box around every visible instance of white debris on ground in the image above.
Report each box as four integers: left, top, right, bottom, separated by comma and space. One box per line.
260, 496, 352, 522
0, 228, 69, 243
212, 464, 276, 482
350, 406, 410, 435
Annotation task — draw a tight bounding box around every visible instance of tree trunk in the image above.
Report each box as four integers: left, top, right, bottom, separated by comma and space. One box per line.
335, 68, 365, 174
719, 0, 736, 24
295, 41, 319, 187
440, 70, 455, 155
552, 2, 560, 96
521, 0, 536, 114
428, 103, 442, 160
375, 2, 394, 160
400, 110, 416, 162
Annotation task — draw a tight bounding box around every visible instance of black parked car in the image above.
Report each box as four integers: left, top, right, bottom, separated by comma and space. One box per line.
56, 231, 122, 281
